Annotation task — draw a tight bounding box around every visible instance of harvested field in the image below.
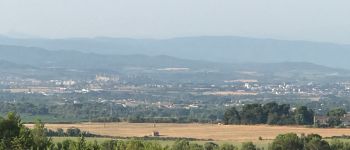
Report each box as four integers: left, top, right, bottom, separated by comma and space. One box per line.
25, 123, 350, 142
203, 91, 258, 96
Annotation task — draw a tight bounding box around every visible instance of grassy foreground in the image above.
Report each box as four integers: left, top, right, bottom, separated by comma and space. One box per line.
51, 136, 272, 149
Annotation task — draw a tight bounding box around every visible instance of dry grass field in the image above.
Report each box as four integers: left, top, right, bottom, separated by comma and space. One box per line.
25, 123, 350, 142
203, 91, 258, 96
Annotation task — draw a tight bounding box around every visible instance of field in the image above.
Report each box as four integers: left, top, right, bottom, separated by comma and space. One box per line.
203, 91, 258, 96
25, 123, 350, 142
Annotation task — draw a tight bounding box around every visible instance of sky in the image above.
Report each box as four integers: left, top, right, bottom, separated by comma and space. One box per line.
0, 0, 349, 44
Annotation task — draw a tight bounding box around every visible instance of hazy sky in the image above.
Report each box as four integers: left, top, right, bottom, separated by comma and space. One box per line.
0, 0, 349, 43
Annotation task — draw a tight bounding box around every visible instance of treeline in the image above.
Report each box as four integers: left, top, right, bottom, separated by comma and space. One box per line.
269, 133, 350, 150
0, 101, 224, 123
322, 108, 347, 127
53, 138, 247, 150
224, 102, 314, 125
0, 102, 49, 115
47, 128, 97, 137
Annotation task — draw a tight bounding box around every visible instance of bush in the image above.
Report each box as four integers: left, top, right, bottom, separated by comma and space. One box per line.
241, 142, 256, 150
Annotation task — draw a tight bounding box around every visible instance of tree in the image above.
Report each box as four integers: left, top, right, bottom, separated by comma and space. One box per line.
220, 143, 237, 150
74, 135, 87, 150
56, 142, 63, 150
294, 106, 314, 125
32, 119, 52, 150
303, 134, 330, 150
328, 117, 342, 127
327, 108, 347, 127
57, 128, 65, 136
126, 140, 144, 150
144, 142, 163, 150
0, 112, 23, 149
66, 128, 81, 136
241, 142, 256, 150
270, 133, 303, 150
224, 107, 241, 124
305, 138, 330, 150
116, 140, 126, 150
240, 104, 264, 124
172, 140, 190, 150
88, 140, 100, 150
61, 139, 74, 150
263, 102, 280, 123
11, 127, 33, 150
100, 140, 116, 150
189, 143, 204, 150
266, 113, 280, 125
327, 108, 346, 117
264, 103, 292, 125
204, 142, 219, 150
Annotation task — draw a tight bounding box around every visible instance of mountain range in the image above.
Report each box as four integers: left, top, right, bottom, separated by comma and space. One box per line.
0, 44, 348, 82
0, 35, 349, 69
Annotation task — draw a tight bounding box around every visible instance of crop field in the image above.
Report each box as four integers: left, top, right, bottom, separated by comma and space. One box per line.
25, 123, 350, 142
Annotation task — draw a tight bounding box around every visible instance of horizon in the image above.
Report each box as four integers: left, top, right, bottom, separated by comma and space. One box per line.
1, 33, 350, 46
1, 0, 350, 44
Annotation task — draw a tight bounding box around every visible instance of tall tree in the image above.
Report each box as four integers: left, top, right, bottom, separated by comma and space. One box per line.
327, 108, 346, 117
204, 142, 219, 150
223, 107, 240, 124
240, 104, 264, 124
294, 106, 314, 125
11, 127, 33, 150
172, 140, 190, 150
74, 135, 87, 150
126, 140, 144, 150
32, 119, 52, 150
270, 133, 303, 150
241, 142, 257, 150
327, 108, 347, 127
303, 134, 330, 150
0, 112, 23, 149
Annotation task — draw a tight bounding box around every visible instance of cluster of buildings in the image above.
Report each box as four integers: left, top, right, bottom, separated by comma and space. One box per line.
2, 76, 350, 110
216, 81, 350, 97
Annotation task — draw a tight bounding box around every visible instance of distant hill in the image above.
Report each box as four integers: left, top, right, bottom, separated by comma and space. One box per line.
0, 44, 348, 82
0, 60, 29, 69
0, 36, 350, 69
0, 45, 213, 70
